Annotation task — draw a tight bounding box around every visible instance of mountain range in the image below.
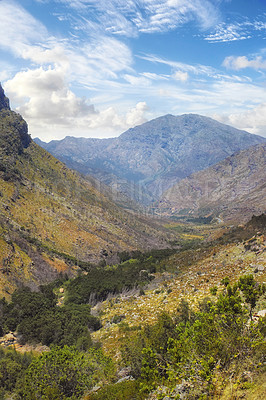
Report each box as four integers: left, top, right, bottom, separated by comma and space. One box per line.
35, 114, 265, 204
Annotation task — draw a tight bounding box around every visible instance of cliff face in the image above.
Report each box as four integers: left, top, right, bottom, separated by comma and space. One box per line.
0, 84, 31, 159
159, 143, 266, 222
0, 84, 10, 111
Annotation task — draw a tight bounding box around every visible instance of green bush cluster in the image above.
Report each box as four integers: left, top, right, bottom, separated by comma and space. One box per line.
65, 257, 157, 305
0, 347, 33, 398
18, 346, 114, 400
0, 346, 114, 400
0, 286, 101, 347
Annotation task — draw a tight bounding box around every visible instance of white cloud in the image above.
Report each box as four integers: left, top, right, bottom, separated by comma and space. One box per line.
126, 102, 148, 126
56, 0, 221, 36
204, 14, 266, 43
3, 66, 149, 141
172, 70, 188, 82
139, 54, 216, 77
204, 23, 250, 43
213, 103, 266, 137
0, 0, 133, 81
141, 72, 169, 81
0, 0, 48, 56
223, 55, 266, 70
123, 74, 151, 86
4, 67, 95, 123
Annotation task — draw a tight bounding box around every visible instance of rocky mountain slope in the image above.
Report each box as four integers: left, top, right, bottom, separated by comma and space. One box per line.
0, 86, 172, 297
36, 114, 265, 203
159, 143, 266, 222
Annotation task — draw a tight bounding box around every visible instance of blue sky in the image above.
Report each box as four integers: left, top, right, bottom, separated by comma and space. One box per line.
0, 0, 266, 141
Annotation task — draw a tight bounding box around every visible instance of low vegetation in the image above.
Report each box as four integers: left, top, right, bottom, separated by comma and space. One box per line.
0, 265, 265, 400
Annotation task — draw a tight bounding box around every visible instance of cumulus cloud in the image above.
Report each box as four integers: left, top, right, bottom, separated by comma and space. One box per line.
223, 55, 266, 70
213, 104, 266, 137
126, 102, 148, 126
4, 67, 95, 123
3, 66, 149, 141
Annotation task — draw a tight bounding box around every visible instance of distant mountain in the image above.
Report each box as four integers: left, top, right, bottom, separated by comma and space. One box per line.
0, 85, 171, 297
36, 114, 265, 204
159, 143, 266, 223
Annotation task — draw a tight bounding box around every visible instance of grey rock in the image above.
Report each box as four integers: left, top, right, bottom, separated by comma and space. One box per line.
35, 114, 265, 205
0, 83, 10, 111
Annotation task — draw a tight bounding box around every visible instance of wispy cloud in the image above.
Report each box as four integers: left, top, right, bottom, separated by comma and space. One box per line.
54, 0, 221, 37
138, 54, 216, 77
204, 22, 251, 43
204, 14, 266, 43
0, 0, 48, 56
0, 0, 138, 138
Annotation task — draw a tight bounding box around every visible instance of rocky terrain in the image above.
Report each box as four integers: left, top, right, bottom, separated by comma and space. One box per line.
90, 215, 266, 358
159, 143, 266, 222
35, 114, 265, 204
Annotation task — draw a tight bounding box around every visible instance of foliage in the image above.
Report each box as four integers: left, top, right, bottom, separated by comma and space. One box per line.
0, 347, 33, 395
120, 276, 266, 398
238, 274, 265, 318
65, 256, 157, 305
0, 286, 101, 347
19, 346, 114, 400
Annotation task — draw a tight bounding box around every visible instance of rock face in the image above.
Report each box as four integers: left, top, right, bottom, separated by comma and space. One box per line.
36, 114, 265, 204
0, 83, 10, 110
159, 143, 266, 222
0, 83, 31, 156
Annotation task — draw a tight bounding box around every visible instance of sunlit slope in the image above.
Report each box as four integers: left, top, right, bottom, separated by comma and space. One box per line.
0, 86, 171, 296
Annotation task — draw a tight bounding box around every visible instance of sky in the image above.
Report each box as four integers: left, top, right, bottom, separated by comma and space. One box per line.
0, 0, 266, 141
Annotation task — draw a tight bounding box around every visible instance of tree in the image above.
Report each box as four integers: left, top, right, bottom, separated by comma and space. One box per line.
238, 274, 265, 319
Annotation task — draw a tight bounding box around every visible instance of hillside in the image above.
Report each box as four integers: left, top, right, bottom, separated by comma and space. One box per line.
0, 85, 173, 297
35, 114, 265, 204
159, 143, 266, 222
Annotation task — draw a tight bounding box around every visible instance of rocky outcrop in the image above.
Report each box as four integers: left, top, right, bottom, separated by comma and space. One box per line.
0, 85, 31, 157
0, 83, 10, 110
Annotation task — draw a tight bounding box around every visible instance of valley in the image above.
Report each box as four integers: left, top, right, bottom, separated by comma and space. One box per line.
0, 85, 265, 400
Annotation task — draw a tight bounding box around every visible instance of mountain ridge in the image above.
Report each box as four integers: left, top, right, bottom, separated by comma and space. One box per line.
159, 142, 266, 222
35, 113, 265, 204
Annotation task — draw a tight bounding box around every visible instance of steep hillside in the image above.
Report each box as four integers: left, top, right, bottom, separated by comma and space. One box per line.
36, 114, 265, 203
159, 143, 266, 222
0, 86, 172, 297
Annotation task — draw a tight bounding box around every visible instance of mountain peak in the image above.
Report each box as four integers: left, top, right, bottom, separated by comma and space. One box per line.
0, 83, 10, 111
